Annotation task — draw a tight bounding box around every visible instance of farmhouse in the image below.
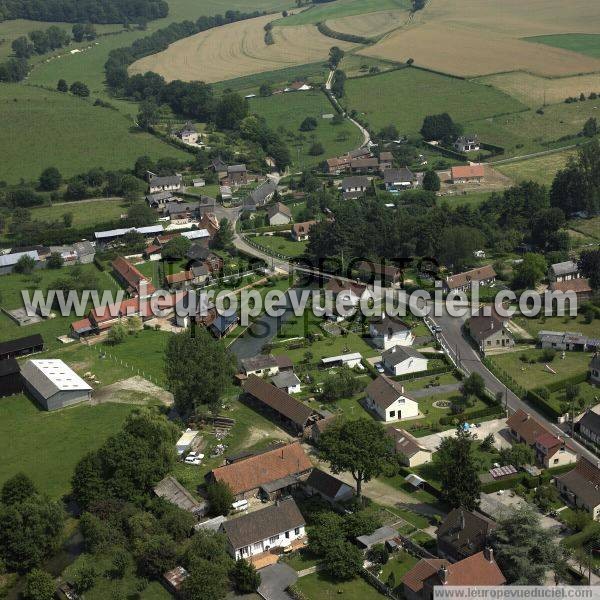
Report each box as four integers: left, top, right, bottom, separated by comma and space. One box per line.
266, 202, 292, 225
153, 476, 206, 516
357, 261, 403, 286
549, 278, 592, 303
146, 190, 173, 208
538, 330, 588, 351
0, 358, 22, 398
382, 346, 429, 376
379, 151, 393, 171
112, 256, 156, 298
210, 157, 228, 179
340, 176, 369, 200
444, 265, 496, 292
403, 550, 505, 600
207, 441, 313, 501
240, 354, 281, 377
304, 468, 354, 504
286, 81, 312, 92
245, 181, 277, 211
555, 459, 600, 519
242, 374, 321, 434
548, 260, 580, 282
450, 164, 484, 184
291, 220, 316, 241
0, 334, 44, 361
437, 508, 497, 562
220, 497, 306, 561
468, 315, 514, 355
454, 135, 480, 153
384, 167, 417, 192
21, 359, 92, 411
325, 156, 350, 175
176, 121, 198, 144
350, 157, 379, 174
271, 371, 302, 394
147, 172, 182, 193
224, 164, 248, 187
365, 375, 419, 422
370, 315, 414, 350
386, 426, 432, 467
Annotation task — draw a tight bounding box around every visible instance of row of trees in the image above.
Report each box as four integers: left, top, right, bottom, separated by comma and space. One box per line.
12, 25, 71, 58
0, 0, 168, 24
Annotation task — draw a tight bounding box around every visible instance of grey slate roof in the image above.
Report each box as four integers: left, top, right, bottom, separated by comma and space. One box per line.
382, 346, 426, 367
271, 371, 301, 389
0, 250, 39, 268
356, 526, 398, 549
154, 476, 205, 514
149, 173, 182, 187
220, 498, 305, 550
305, 468, 350, 500
579, 410, 600, 437
240, 354, 279, 373
228, 164, 247, 173
249, 181, 277, 205
365, 375, 413, 410
384, 167, 415, 183
550, 260, 579, 277
341, 176, 369, 190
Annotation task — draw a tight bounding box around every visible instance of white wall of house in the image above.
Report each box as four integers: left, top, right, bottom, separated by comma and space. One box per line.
370, 324, 414, 350
246, 366, 279, 377
405, 450, 432, 468
232, 525, 305, 560
542, 448, 577, 469
366, 395, 419, 422
385, 356, 429, 376
269, 213, 291, 226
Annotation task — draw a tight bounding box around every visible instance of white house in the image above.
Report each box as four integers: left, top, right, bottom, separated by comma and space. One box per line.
382, 346, 429, 376
147, 172, 182, 194
240, 354, 281, 377
267, 202, 292, 225
365, 375, 419, 422
272, 371, 301, 394
548, 260, 580, 283
370, 315, 414, 350
454, 135, 480, 152
340, 176, 369, 199
20, 359, 92, 411
177, 122, 199, 145
220, 498, 306, 560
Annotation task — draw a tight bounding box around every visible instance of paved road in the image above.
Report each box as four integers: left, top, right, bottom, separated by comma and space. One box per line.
427, 302, 598, 463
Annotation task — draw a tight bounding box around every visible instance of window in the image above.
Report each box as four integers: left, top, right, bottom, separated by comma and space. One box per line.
285, 531, 290, 539
269, 536, 278, 544
389, 411, 395, 418
294, 527, 300, 535
553, 459, 559, 464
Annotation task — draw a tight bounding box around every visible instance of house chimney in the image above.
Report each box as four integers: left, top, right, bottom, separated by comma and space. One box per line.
459, 510, 465, 531
391, 346, 396, 353
484, 547, 494, 563
438, 565, 448, 585
401, 385, 404, 394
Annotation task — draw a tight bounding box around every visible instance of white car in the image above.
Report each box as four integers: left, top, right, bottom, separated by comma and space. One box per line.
375, 363, 385, 373
184, 452, 204, 465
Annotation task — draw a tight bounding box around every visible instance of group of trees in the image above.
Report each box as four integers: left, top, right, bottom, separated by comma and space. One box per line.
420, 112, 462, 145
12, 25, 70, 58
331, 69, 346, 98
0, 0, 168, 24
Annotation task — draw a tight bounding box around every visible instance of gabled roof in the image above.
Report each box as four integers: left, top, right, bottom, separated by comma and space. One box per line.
221, 498, 305, 549
0, 250, 39, 268
370, 315, 411, 335
266, 202, 292, 219
249, 181, 277, 204
210, 441, 312, 495
305, 468, 351, 500
341, 176, 369, 190
325, 278, 367, 297
445, 265, 496, 290
579, 409, 600, 436
153, 476, 204, 513
506, 408, 551, 445
557, 458, 600, 509
0, 358, 20, 377
550, 260, 578, 277
351, 157, 379, 168
112, 256, 155, 296
242, 374, 315, 427
437, 508, 496, 557
240, 354, 279, 373
386, 426, 429, 458
271, 371, 301, 389
451, 164, 485, 179
365, 375, 414, 410
228, 164, 247, 174
149, 173, 182, 187
20, 359, 92, 399
468, 315, 507, 342
0, 334, 44, 356
550, 279, 592, 294
292, 221, 316, 237
382, 346, 426, 367
384, 167, 415, 184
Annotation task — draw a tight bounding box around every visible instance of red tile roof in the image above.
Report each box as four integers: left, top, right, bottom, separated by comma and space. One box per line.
445, 264, 496, 290
166, 271, 193, 284
550, 279, 592, 294
112, 256, 155, 296
451, 164, 485, 179
506, 408, 551, 446
209, 442, 312, 496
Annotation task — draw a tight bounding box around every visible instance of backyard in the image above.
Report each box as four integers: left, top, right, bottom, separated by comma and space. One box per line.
251, 234, 308, 258
294, 571, 387, 600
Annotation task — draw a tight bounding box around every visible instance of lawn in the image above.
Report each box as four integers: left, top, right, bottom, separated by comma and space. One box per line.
0, 84, 187, 184
439, 191, 493, 208
379, 551, 419, 587
282, 548, 321, 572
490, 349, 594, 390
28, 198, 130, 228
525, 34, 600, 59
294, 572, 387, 600
252, 234, 307, 258
0, 393, 137, 499
569, 216, 600, 241
496, 149, 576, 186
344, 67, 526, 136
248, 90, 362, 168
513, 314, 600, 339
548, 381, 600, 414
276, 0, 410, 26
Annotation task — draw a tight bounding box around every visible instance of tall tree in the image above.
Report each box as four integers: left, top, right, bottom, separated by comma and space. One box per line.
212, 218, 234, 250
491, 505, 565, 584
319, 418, 392, 499
164, 329, 235, 415
434, 424, 481, 510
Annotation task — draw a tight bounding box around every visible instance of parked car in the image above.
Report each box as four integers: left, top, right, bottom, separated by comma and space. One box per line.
184, 452, 204, 465
433, 325, 443, 333
375, 363, 385, 373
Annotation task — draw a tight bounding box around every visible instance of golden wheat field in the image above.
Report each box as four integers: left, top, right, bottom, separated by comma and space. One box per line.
478, 72, 600, 107
129, 14, 355, 83
325, 10, 408, 38
359, 0, 600, 77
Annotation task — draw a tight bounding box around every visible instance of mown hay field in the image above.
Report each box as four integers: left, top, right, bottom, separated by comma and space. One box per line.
129, 14, 356, 83
275, 0, 410, 26
0, 84, 187, 184
344, 67, 526, 135
249, 90, 362, 168
359, 0, 600, 77
525, 33, 600, 60
478, 72, 600, 107
495, 149, 576, 186
326, 9, 408, 38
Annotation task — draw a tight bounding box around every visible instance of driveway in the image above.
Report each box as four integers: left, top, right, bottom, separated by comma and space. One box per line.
257, 563, 297, 600
417, 419, 511, 452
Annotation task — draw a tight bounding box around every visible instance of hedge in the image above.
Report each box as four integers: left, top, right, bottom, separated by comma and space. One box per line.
425, 143, 468, 162
438, 404, 503, 426
391, 364, 452, 382
316, 21, 372, 45
543, 372, 589, 393
526, 389, 561, 421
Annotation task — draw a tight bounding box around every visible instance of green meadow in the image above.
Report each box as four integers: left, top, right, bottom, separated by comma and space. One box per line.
525, 33, 600, 59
